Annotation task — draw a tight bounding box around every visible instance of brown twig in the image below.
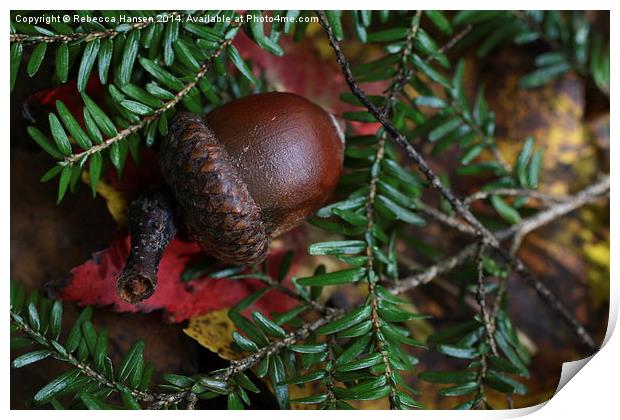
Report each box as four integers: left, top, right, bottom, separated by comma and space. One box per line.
394, 175, 608, 293
465, 188, 571, 206
474, 241, 499, 356
324, 336, 338, 408
416, 201, 477, 236
116, 189, 178, 303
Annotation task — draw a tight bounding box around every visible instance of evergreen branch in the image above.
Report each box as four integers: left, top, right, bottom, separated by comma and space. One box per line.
10, 308, 156, 404
512, 11, 609, 98
473, 242, 491, 407
217, 310, 342, 382
362, 12, 423, 408
10, 176, 606, 409
383, 23, 471, 123
474, 242, 498, 356
318, 9, 491, 237
381, 11, 422, 112
447, 93, 511, 172
323, 336, 338, 408
242, 271, 331, 314
146, 308, 345, 409
317, 10, 599, 352
61, 35, 235, 167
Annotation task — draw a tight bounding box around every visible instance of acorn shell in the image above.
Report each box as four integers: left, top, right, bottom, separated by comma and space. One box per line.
160, 92, 345, 265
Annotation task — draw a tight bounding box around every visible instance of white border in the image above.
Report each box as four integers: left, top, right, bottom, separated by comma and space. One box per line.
3, 2, 616, 419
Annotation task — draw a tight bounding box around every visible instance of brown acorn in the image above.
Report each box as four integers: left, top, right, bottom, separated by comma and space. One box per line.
116, 92, 345, 303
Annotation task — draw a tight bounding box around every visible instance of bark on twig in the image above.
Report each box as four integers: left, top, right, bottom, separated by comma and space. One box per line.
116, 189, 177, 303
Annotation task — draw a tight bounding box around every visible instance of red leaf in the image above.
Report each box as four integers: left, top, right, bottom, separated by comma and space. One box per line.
23, 75, 104, 126
234, 31, 382, 135
104, 148, 163, 193
55, 234, 299, 323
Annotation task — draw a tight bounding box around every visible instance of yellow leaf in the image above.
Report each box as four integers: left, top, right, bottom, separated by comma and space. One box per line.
183, 309, 243, 361
583, 240, 610, 309
81, 171, 128, 226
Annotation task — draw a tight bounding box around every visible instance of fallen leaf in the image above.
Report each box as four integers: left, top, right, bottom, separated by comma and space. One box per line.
52, 235, 299, 323
22, 75, 104, 126
183, 309, 242, 361
81, 171, 129, 226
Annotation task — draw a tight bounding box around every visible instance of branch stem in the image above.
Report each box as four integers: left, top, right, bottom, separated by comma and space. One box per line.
116, 189, 177, 303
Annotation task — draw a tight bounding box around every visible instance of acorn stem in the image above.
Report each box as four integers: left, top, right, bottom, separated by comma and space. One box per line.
116, 188, 177, 303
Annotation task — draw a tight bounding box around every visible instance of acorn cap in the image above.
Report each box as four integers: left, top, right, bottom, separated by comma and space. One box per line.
160, 92, 345, 265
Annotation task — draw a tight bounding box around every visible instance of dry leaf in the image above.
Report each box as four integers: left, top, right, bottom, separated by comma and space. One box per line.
183, 309, 242, 361
82, 171, 129, 226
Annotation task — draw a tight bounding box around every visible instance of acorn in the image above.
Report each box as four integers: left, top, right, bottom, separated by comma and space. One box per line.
116, 92, 345, 303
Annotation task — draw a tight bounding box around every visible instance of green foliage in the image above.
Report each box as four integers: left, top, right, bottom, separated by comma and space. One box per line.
422, 307, 530, 409
10, 281, 153, 409
452, 11, 610, 93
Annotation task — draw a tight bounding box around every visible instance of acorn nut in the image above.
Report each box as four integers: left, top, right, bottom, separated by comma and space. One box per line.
116, 92, 345, 303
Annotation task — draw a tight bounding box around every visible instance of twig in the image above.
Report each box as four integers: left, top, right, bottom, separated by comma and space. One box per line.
501, 175, 609, 239
465, 188, 571, 206
317, 11, 601, 352
10, 311, 156, 403
185, 392, 198, 410
437, 25, 472, 55
390, 176, 608, 350
474, 241, 498, 355
394, 175, 608, 293
324, 336, 338, 408
416, 201, 477, 236
149, 391, 191, 409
